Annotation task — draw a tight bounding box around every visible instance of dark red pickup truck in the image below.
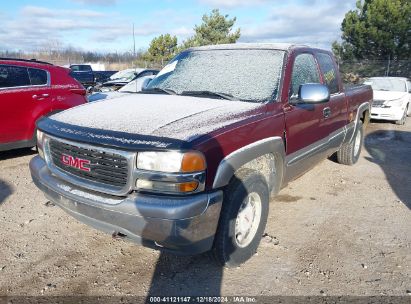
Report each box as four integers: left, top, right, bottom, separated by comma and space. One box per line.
30, 44, 372, 266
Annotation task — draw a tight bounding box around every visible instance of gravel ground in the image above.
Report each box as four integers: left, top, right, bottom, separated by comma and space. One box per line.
0, 120, 410, 299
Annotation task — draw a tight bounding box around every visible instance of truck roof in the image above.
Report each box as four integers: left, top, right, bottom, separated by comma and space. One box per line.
368, 76, 410, 81
188, 43, 309, 52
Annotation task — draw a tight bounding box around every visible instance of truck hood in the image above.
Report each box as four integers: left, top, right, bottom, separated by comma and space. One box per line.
373, 90, 408, 101
40, 94, 265, 149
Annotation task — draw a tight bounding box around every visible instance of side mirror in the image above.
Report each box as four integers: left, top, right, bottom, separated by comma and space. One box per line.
298, 83, 330, 104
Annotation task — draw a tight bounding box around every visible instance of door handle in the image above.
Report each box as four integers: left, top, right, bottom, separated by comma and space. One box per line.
32, 94, 50, 100
323, 107, 331, 118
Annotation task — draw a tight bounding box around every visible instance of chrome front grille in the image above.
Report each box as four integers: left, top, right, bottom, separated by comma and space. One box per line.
45, 136, 135, 196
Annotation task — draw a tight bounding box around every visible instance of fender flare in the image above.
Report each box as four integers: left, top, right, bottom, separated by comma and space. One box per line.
345, 101, 370, 144
212, 137, 285, 194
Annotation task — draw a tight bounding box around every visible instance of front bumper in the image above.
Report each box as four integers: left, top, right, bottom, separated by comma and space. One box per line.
30, 156, 223, 255
371, 105, 404, 121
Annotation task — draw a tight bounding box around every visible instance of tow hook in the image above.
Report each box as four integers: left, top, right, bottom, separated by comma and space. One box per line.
112, 231, 126, 239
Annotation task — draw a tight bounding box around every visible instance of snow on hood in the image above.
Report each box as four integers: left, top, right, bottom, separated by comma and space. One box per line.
49, 94, 264, 145
373, 90, 408, 101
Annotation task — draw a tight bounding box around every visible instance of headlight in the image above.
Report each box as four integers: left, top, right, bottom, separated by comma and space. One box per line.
137, 151, 206, 173
384, 98, 403, 107
36, 130, 45, 159
136, 151, 206, 194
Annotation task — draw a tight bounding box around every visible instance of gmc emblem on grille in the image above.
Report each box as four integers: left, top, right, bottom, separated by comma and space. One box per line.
61, 154, 91, 172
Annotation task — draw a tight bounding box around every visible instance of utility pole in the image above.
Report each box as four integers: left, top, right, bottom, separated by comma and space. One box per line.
132, 23, 136, 57
132, 23, 137, 68
386, 55, 391, 76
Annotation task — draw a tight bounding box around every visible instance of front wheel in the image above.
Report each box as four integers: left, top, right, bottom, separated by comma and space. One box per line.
337, 121, 364, 165
212, 169, 269, 267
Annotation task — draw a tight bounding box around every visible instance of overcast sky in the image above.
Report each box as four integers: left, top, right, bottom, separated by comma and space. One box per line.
0, 0, 357, 53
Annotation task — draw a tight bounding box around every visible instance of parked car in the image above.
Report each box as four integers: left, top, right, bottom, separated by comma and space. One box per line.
68, 64, 95, 87
365, 77, 411, 125
92, 68, 159, 92
31, 44, 372, 266
94, 70, 117, 83
0, 58, 87, 152
88, 75, 155, 102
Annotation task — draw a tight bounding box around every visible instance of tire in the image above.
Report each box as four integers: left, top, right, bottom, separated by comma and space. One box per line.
396, 106, 408, 125
337, 121, 364, 165
212, 169, 269, 267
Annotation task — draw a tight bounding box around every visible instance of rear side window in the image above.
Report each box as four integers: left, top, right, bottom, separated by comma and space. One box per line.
290, 53, 320, 98
28, 68, 48, 85
0, 65, 30, 88
317, 53, 339, 94
70, 65, 92, 72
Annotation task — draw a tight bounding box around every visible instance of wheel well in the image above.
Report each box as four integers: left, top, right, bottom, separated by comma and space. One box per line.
360, 109, 370, 128
231, 153, 283, 196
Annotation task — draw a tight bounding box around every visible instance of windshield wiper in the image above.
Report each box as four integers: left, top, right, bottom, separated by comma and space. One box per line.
141, 87, 177, 95
181, 90, 237, 101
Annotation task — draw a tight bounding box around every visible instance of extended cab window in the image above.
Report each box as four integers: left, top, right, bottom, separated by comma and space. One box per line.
71, 65, 92, 72
317, 53, 339, 94
290, 54, 320, 98
28, 68, 48, 85
0, 65, 31, 88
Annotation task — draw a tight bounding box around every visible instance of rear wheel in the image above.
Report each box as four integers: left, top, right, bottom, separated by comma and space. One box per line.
212, 169, 269, 267
337, 121, 364, 165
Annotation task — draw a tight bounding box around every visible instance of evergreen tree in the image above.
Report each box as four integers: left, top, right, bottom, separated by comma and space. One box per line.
181, 9, 241, 50
145, 34, 178, 63
333, 0, 411, 60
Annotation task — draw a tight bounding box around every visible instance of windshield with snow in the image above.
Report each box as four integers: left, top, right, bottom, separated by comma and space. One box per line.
110, 69, 138, 82
365, 78, 407, 92
146, 49, 285, 102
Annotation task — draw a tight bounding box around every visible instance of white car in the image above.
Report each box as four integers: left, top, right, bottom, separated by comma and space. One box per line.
365, 77, 411, 125
88, 75, 154, 102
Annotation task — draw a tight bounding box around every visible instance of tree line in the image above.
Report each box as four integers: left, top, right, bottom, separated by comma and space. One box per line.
0, 9, 241, 68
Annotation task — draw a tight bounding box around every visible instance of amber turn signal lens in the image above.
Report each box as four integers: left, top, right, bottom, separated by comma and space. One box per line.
181, 152, 206, 172
179, 181, 199, 192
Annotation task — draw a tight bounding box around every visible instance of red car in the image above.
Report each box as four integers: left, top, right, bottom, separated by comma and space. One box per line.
0, 58, 87, 152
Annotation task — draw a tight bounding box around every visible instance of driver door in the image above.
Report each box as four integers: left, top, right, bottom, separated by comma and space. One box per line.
283, 52, 331, 180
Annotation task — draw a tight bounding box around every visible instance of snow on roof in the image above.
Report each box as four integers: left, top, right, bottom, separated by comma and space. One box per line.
368, 76, 409, 81
188, 43, 308, 52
